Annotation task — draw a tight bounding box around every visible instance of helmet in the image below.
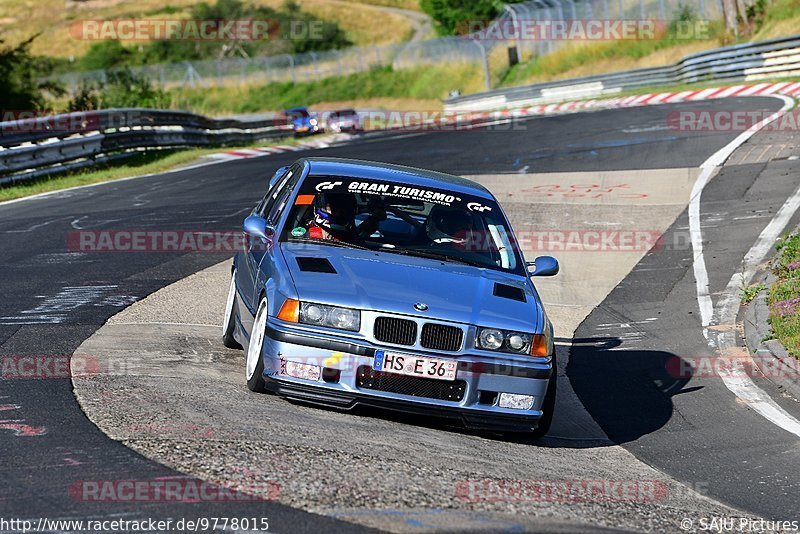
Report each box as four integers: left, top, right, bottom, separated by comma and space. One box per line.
426, 205, 473, 243
313, 193, 357, 234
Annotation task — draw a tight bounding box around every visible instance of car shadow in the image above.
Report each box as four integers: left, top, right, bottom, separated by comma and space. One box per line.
285, 335, 701, 447
564, 336, 698, 446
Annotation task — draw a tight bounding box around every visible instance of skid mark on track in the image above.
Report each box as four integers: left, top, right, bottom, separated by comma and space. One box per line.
0, 285, 120, 324
0, 399, 46, 437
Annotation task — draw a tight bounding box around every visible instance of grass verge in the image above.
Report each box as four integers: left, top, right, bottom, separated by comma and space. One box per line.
170, 64, 483, 115
767, 230, 800, 358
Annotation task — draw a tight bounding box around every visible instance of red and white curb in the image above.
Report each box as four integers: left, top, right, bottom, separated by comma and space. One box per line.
209, 133, 354, 161
469, 81, 800, 120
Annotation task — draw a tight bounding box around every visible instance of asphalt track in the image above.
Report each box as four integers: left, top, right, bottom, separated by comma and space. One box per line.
0, 96, 797, 530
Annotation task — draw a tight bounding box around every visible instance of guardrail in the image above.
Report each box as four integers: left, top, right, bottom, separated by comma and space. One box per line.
0, 109, 291, 185
445, 34, 800, 112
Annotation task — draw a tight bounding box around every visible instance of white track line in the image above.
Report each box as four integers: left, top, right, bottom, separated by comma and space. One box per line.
689, 94, 800, 437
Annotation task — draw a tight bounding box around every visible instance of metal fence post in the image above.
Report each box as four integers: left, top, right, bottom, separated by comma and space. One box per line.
286, 54, 296, 83
504, 5, 522, 62
471, 40, 491, 91
568, 0, 577, 19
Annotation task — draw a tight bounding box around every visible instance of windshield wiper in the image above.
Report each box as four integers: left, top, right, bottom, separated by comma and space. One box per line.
383, 247, 487, 268
287, 237, 372, 251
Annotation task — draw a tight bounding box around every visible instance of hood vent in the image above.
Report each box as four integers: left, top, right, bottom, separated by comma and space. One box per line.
493, 283, 526, 302
296, 257, 336, 274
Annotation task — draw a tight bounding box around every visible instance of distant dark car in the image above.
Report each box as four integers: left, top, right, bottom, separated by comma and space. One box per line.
326, 109, 362, 133
284, 107, 321, 136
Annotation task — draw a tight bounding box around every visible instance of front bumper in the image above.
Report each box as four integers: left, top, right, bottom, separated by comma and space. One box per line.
261, 319, 553, 432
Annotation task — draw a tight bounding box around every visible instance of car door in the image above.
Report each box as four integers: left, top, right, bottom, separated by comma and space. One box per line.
252, 171, 303, 310
235, 166, 294, 327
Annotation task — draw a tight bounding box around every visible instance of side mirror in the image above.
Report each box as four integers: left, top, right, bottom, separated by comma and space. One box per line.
527, 256, 559, 277
243, 215, 275, 242
268, 166, 289, 190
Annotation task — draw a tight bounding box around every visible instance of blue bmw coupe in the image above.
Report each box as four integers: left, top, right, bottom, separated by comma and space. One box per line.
223, 158, 559, 436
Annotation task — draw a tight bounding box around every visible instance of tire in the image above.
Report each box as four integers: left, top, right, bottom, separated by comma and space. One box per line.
245, 297, 269, 393
530, 358, 558, 439
222, 270, 242, 350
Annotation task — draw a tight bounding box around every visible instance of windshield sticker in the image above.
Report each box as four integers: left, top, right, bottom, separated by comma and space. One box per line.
315, 181, 343, 192
467, 202, 493, 212
291, 227, 307, 237
347, 181, 461, 206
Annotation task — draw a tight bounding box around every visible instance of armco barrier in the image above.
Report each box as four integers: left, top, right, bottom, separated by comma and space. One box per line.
445, 34, 800, 112
0, 109, 291, 185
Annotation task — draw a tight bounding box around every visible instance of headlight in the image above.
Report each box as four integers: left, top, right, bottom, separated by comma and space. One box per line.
476, 327, 544, 355
299, 302, 360, 331
478, 328, 504, 350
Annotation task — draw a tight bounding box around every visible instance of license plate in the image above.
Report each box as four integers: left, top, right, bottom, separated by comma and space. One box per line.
373, 350, 457, 381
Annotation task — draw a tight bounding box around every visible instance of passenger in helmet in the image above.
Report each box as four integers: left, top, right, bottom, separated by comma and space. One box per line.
426, 205, 473, 244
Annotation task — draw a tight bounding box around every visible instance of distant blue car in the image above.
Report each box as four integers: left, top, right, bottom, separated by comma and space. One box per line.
222, 158, 559, 436
284, 106, 321, 136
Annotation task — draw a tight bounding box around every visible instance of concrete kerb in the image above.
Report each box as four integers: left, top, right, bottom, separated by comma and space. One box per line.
743, 254, 800, 401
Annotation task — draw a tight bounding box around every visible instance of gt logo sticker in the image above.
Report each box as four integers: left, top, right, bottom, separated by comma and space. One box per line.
315, 181, 343, 192
467, 202, 492, 212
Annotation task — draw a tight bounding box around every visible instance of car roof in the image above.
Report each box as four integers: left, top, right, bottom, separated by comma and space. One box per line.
299, 158, 493, 199
285, 106, 308, 111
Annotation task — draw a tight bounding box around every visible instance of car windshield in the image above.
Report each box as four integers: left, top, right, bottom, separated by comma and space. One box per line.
280, 174, 524, 274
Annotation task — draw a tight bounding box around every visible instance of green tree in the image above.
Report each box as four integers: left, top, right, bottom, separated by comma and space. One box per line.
420, 0, 524, 35
0, 36, 48, 110
67, 69, 169, 110
81, 41, 132, 70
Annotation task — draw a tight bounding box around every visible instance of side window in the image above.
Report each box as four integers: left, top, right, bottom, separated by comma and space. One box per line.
258, 169, 294, 218
267, 187, 292, 224
265, 167, 304, 224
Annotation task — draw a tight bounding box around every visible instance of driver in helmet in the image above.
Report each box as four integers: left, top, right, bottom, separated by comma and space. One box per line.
308, 192, 384, 242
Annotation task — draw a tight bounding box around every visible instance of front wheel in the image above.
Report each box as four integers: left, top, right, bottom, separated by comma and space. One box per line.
246, 297, 268, 393
222, 270, 242, 350
530, 364, 557, 439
